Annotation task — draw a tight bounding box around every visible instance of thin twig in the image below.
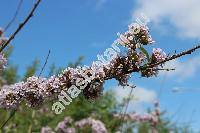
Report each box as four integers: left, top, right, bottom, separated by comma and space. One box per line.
156, 68, 175, 71
119, 85, 135, 132
0, 0, 42, 52
39, 50, 51, 76
4, 0, 24, 32
0, 109, 16, 130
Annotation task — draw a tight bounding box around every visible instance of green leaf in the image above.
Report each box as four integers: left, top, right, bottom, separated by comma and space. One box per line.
139, 47, 150, 62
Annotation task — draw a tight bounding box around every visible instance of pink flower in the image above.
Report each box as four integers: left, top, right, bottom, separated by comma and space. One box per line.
41, 126, 54, 133
75, 118, 108, 133
0, 53, 7, 70
152, 48, 167, 62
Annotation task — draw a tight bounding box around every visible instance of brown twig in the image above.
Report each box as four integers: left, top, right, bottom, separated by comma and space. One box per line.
155, 68, 175, 71
39, 50, 51, 76
0, 109, 16, 130
4, 0, 24, 32
0, 0, 42, 52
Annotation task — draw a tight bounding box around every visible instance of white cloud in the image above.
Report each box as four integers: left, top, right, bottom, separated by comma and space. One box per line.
112, 86, 157, 113
172, 86, 200, 93
160, 55, 200, 81
133, 0, 200, 38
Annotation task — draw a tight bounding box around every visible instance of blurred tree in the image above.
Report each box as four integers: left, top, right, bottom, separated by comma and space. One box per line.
23, 59, 40, 81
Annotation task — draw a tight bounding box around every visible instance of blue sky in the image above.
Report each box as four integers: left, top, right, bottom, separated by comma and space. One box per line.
0, 0, 200, 131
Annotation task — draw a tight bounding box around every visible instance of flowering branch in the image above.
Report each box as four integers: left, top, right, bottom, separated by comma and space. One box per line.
0, 23, 199, 110
0, 0, 42, 52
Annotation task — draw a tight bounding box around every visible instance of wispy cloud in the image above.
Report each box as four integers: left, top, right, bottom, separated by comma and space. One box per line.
132, 0, 200, 38
111, 86, 157, 113
172, 86, 200, 93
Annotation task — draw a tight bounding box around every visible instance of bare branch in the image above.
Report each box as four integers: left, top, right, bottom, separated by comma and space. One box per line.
4, 0, 24, 32
0, 0, 42, 52
39, 50, 51, 77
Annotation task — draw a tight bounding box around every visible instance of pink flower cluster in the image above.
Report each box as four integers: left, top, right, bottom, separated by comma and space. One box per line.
0, 23, 167, 109
117, 24, 154, 49
0, 76, 61, 109
114, 101, 160, 126
75, 117, 107, 133
41, 117, 107, 133
152, 48, 167, 62
55, 117, 75, 133
41, 127, 55, 133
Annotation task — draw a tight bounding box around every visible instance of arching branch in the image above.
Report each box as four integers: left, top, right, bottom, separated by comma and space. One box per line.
0, 23, 199, 110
